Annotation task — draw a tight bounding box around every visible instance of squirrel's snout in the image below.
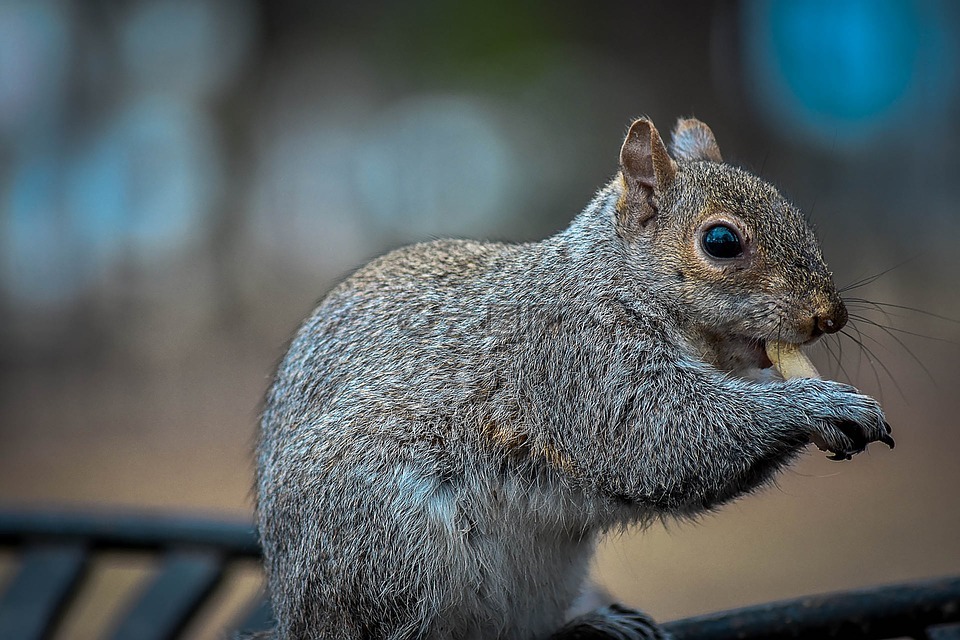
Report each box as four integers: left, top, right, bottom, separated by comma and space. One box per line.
811, 299, 848, 337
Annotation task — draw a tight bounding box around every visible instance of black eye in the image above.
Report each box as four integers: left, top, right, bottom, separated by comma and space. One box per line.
702, 224, 743, 259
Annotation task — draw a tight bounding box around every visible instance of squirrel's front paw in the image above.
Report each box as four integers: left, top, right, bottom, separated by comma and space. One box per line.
799, 380, 895, 461
817, 417, 894, 461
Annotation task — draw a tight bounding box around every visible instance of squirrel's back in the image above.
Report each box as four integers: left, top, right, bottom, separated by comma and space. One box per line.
257, 236, 598, 639
262, 238, 529, 433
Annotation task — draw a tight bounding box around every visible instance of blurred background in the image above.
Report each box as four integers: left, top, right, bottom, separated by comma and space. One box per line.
1, 0, 959, 637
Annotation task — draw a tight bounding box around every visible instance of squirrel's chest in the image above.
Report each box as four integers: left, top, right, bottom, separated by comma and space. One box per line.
428, 468, 597, 636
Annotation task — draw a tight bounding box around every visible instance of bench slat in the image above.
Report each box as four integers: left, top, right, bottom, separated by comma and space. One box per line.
234, 594, 274, 635
108, 550, 224, 640
0, 543, 88, 640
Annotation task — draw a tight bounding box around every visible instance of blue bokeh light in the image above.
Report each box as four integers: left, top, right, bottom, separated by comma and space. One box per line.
743, 0, 958, 146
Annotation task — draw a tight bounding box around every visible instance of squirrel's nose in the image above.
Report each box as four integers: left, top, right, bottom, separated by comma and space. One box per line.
812, 300, 847, 336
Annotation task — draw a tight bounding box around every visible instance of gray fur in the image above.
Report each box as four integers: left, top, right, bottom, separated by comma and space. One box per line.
256, 117, 890, 639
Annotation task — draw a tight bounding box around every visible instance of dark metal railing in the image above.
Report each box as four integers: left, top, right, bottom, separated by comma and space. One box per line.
664, 575, 960, 640
1, 510, 958, 640
0, 510, 269, 640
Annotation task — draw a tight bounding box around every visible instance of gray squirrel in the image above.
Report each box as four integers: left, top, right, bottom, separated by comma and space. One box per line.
256, 116, 895, 639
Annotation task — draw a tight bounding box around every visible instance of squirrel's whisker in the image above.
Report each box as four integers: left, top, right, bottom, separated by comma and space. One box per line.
843, 298, 898, 324
839, 325, 906, 402
848, 299, 960, 324
846, 313, 937, 386
837, 257, 918, 294
838, 323, 884, 395
819, 334, 853, 384
853, 317, 958, 345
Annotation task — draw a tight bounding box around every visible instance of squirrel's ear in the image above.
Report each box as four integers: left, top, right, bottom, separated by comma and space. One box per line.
670, 118, 722, 163
619, 117, 677, 226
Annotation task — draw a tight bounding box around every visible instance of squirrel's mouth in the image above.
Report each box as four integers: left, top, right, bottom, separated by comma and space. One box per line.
755, 340, 774, 369
747, 336, 822, 374
709, 335, 773, 377
706, 333, 820, 380
735, 337, 772, 370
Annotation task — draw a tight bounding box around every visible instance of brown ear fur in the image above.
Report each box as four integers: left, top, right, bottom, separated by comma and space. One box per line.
618, 118, 677, 227
670, 118, 722, 163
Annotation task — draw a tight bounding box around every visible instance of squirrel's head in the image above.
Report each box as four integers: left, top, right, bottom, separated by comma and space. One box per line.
615, 117, 846, 374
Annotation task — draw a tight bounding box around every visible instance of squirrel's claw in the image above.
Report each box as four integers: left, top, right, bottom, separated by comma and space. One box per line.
824, 427, 893, 460
880, 432, 896, 449
835, 420, 869, 452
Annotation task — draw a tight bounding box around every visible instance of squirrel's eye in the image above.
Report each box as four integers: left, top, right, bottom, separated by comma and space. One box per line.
701, 224, 743, 259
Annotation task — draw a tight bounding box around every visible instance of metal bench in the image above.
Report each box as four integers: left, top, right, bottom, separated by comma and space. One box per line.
1, 510, 957, 639
0, 510, 269, 640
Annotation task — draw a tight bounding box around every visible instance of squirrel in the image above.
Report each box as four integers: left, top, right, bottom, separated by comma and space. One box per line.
255, 116, 895, 639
